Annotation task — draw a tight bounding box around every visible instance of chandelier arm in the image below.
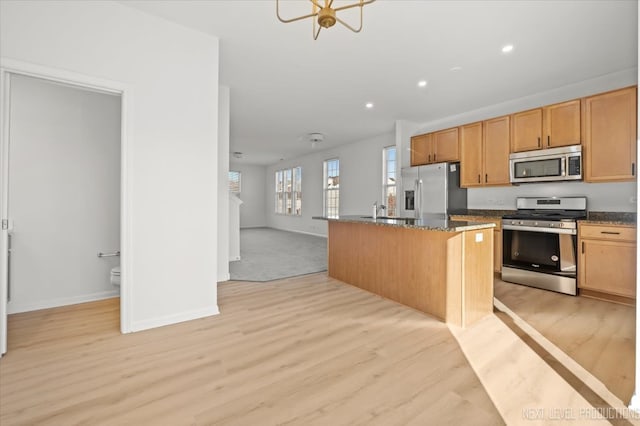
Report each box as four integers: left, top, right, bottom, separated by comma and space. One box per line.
332, 0, 375, 13
277, 0, 319, 23
308, 0, 324, 8
313, 23, 323, 40
336, 15, 363, 33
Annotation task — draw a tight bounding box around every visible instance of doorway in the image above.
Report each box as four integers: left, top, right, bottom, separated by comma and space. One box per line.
0, 60, 131, 355
7, 74, 121, 313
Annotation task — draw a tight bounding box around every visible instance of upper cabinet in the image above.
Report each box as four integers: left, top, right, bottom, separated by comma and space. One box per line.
583, 86, 637, 182
483, 116, 511, 185
410, 133, 431, 166
433, 127, 459, 162
511, 99, 581, 152
460, 117, 510, 187
410, 127, 459, 166
411, 86, 636, 182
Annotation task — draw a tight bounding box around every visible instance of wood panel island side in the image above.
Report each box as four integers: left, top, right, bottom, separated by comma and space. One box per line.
317, 216, 495, 328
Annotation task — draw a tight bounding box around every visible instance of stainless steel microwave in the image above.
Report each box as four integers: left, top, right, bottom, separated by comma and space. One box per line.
509, 145, 582, 183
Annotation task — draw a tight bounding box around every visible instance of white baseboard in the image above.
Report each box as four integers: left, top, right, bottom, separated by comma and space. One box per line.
129, 305, 220, 333
7, 290, 120, 314
217, 272, 231, 282
273, 227, 327, 238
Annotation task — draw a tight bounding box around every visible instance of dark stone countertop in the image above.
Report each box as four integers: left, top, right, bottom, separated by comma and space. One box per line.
580, 211, 637, 226
312, 215, 496, 232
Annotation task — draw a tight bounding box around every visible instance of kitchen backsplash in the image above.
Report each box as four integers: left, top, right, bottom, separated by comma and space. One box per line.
467, 180, 637, 212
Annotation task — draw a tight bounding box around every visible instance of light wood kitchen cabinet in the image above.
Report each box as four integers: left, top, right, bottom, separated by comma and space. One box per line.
511, 99, 581, 152
583, 86, 637, 182
511, 108, 543, 152
410, 128, 459, 166
483, 116, 511, 185
460, 118, 510, 187
460, 122, 484, 187
578, 223, 637, 305
432, 127, 459, 162
451, 215, 502, 273
410, 133, 430, 166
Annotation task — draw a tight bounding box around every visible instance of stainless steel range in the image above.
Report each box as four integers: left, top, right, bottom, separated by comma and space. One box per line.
502, 196, 587, 295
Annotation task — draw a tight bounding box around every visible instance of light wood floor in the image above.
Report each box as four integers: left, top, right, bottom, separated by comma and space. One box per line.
495, 278, 636, 403
0, 274, 504, 425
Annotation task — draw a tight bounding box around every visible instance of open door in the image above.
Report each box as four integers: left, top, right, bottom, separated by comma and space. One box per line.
0, 70, 10, 356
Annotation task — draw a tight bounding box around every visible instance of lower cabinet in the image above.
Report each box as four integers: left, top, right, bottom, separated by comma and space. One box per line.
451, 216, 502, 273
578, 223, 637, 304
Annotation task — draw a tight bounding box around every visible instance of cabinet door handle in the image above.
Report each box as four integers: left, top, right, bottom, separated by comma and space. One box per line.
547, 135, 550, 146
428, 154, 431, 163
537, 137, 541, 147
581, 241, 584, 253
601, 231, 621, 235
485, 173, 488, 183
632, 163, 635, 176
477, 174, 481, 183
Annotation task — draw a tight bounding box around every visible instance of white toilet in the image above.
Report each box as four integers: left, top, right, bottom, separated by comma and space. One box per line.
110, 266, 121, 287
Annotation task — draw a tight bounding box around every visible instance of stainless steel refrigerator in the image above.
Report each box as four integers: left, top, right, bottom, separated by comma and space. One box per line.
400, 162, 467, 219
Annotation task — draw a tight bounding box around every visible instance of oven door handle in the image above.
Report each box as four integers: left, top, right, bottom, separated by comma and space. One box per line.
502, 224, 577, 235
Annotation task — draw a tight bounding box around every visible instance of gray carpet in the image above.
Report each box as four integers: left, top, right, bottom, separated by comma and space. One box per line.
229, 227, 327, 282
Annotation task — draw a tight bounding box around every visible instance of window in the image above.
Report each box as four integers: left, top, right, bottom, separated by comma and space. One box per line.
275, 166, 302, 215
383, 147, 397, 216
229, 171, 241, 193
323, 158, 339, 218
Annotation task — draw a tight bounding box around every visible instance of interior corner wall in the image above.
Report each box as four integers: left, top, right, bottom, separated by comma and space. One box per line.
217, 86, 230, 282
0, 1, 220, 331
266, 132, 395, 237
229, 162, 268, 228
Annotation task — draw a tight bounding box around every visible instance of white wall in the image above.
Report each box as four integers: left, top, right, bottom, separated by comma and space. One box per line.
266, 132, 395, 236
0, 1, 220, 331
217, 86, 230, 282
8, 75, 121, 313
400, 69, 639, 212
229, 162, 268, 228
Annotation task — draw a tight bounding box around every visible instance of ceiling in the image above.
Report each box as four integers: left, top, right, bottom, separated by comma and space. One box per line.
123, 0, 638, 165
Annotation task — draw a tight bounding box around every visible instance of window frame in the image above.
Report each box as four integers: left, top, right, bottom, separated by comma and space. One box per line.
382, 146, 397, 217
229, 170, 241, 194
323, 158, 340, 219
275, 166, 302, 216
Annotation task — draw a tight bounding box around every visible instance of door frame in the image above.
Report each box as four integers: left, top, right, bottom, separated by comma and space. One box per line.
0, 58, 134, 355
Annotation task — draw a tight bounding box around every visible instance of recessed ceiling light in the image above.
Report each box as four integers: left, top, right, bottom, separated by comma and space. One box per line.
417, 80, 428, 88
365, 102, 374, 109
502, 44, 514, 53
450, 66, 463, 72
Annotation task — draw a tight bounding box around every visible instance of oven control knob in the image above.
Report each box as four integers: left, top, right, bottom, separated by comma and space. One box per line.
549, 223, 555, 227
534, 222, 538, 226
519, 221, 523, 225
558, 223, 563, 228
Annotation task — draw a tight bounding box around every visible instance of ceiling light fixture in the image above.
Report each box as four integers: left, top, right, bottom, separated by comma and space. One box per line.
418, 80, 428, 87
365, 102, 374, 109
308, 132, 324, 148
276, 0, 376, 40
502, 44, 514, 53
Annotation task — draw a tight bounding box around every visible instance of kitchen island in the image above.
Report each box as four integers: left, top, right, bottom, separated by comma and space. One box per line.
315, 215, 496, 328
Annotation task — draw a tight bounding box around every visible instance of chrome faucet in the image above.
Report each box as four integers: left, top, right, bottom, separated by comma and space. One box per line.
372, 201, 387, 219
